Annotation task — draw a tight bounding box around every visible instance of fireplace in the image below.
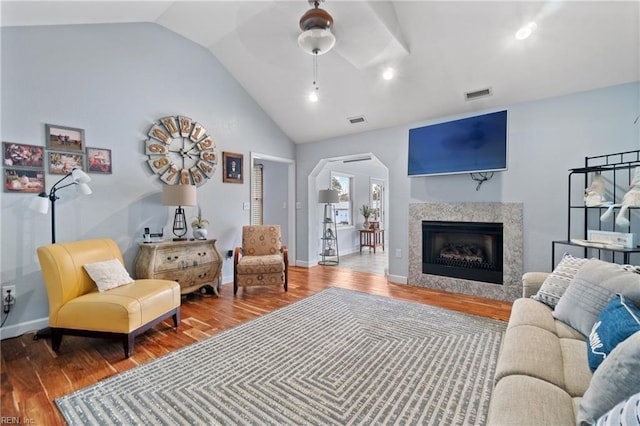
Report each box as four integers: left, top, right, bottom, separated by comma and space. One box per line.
409, 202, 522, 302
422, 221, 503, 285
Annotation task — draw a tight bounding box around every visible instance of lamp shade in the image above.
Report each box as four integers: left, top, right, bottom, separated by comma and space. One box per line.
29, 192, 49, 214
318, 189, 339, 204
71, 168, 91, 184
76, 183, 92, 195
163, 184, 197, 206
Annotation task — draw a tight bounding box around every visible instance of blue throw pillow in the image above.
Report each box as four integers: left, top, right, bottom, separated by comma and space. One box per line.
587, 294, 640, 372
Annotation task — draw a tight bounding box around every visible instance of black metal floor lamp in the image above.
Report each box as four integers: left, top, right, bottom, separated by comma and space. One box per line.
29, 168, 92, 339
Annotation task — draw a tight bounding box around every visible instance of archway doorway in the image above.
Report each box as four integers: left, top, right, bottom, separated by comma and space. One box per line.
308, 153, 389, 275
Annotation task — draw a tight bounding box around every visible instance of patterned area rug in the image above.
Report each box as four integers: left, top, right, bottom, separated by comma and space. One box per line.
56, 287, 506, 425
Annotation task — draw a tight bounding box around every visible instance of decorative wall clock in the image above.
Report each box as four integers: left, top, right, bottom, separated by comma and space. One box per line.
145, 115, 218, 185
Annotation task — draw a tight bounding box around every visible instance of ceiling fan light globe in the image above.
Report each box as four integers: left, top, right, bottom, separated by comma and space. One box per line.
298, 29, 336, 55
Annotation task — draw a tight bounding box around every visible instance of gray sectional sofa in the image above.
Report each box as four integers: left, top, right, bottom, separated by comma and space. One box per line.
486, 260, 640, 426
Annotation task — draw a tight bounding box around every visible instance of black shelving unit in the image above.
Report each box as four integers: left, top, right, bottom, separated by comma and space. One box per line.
552, 149, 640, 268
319, 204, 339, 266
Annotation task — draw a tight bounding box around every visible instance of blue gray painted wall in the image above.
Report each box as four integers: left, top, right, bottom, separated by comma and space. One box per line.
0, 23, 295, 337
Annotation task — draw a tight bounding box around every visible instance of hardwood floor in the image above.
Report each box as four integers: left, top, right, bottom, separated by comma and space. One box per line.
0, 266, 512, 425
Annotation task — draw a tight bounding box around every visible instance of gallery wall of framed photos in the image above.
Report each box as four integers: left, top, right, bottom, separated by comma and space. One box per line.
3, 123, 112, 193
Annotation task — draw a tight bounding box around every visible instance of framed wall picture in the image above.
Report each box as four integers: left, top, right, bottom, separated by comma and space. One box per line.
4, 168, 45, 193
45, 124, 85, 152
86, 147, 112, 174
223, 152, 243, 183
3, 142, 45, 169
48, 151, 85, 175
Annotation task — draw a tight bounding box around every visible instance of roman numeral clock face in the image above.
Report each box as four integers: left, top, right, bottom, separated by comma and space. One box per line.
145, 115, 218, 185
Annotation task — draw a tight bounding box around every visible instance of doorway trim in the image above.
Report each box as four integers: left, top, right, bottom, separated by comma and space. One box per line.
250, 152, 296, 261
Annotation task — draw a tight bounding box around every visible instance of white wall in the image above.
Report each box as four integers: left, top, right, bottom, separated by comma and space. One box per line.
296, 82, 640, 282
0, 23, 295, 338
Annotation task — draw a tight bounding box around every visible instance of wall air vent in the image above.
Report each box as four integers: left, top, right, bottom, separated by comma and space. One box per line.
348, 115, 367, 124
343, 156, 372, 163
465, 87, 492, 101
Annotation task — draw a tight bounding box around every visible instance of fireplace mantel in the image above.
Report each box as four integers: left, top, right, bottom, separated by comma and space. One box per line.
408, 202, 523, 302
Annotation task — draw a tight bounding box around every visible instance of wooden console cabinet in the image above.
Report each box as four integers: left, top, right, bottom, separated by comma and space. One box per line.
135, 239, 222, 296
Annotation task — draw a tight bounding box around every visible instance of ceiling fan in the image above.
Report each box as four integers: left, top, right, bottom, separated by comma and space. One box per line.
297, 0, 337, 56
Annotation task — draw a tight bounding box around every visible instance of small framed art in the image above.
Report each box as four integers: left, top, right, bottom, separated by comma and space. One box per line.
4, 168, 45, 193
3, 142, 45, 168
86, 147, 112, 174
48, 151, 84, 175
45, 124, 85, 152
223, 152, 243, 184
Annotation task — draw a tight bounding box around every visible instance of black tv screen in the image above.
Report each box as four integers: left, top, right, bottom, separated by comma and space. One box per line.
408, 110, 508, 177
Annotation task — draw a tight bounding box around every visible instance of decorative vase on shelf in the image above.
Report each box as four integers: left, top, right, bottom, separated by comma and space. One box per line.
193, 227, 208, 240
191, 206, 209, 240
360, 204, 372, 230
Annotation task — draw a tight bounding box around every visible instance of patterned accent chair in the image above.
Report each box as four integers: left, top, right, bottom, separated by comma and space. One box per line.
234, 225, 288, 295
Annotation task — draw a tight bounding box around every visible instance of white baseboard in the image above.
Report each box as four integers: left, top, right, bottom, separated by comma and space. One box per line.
0, 317, 48, 340
387, 274, 408, 285
294, 260, 314, 268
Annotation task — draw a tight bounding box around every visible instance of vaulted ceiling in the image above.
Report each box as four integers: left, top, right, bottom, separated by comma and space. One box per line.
2, 1, 639, 143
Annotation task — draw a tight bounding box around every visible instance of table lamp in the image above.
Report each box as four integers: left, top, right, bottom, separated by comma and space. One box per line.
162, 184, 197, 241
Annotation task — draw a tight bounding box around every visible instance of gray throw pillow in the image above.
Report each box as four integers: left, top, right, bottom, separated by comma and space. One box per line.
577, 331, 640, 425
594, 390, 640, 425
532, 253, 588, 308
553, 259, 640, 336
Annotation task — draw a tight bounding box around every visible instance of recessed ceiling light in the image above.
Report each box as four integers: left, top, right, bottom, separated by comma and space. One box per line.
382, 67, 394, 80
308, 91, 318, 102
515, 22, 537, 40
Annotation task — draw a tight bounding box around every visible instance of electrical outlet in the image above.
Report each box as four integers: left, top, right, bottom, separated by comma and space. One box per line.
2, 285, 16, 307
395, 249, 402, 258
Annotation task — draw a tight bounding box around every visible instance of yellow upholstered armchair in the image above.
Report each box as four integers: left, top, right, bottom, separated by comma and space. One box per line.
36, 238, 181, 358
234, 225, 288, 295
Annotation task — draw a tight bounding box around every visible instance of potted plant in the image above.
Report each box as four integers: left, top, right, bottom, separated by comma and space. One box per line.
360, 204, 372, 229
191, 206, 209, 240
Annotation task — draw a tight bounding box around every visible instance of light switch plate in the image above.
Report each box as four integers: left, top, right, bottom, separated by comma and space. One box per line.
243, 202, 250, 211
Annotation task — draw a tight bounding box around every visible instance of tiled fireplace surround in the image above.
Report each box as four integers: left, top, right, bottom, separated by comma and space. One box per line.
409, 203, 523, 302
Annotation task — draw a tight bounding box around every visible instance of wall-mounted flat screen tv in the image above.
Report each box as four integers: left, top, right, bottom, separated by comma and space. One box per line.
408, 110, 508, 177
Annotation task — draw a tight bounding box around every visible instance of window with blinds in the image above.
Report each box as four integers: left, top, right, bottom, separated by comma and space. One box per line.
251, 164, 263, 225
